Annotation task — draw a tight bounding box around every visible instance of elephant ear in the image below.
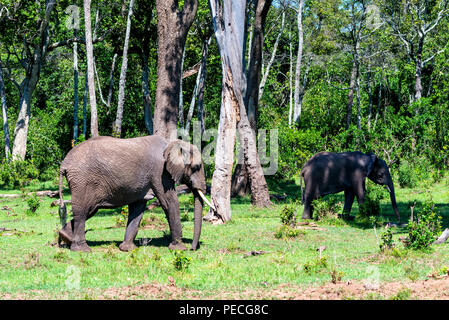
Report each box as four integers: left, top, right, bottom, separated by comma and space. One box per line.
163, 140, 194, 183
366, 152, 378, 176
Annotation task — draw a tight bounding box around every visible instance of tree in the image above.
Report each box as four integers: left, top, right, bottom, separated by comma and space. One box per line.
153, 0, 198, 140
382, 0, 449, 102
113, 0, 135, 137
84, 0, 99, 137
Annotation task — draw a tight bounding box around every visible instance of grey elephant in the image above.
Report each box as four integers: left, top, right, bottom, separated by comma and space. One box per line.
57, 135, 212, 252
300, 151, 400, 222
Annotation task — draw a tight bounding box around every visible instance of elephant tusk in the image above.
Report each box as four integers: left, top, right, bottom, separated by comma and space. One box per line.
386, 185, 391, 193
198, 190, 215, 211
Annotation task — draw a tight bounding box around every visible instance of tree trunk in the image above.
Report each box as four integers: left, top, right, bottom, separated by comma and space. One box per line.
114, 0, 135, 137
106, 53, 118, 114
0, 65, 10, 158
11, 0, 56, 160
288, 27, 293, 127
185, 37, 211, 133
141, 53, 153, 135
73, 30, 79, 143
84, 0, 99, 138
82, 71, 88, 138
196, 37, 211, 135
259, 10, 285, 100
154, 0, 198, 141
206, 0, 246, 222
231, 0, 272, 199
178, 47, 186, 129
293, 0, 304, 125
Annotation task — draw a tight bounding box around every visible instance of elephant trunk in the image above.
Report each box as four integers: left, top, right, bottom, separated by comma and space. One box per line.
191, 190, 203, 250
387, 179, 401, 222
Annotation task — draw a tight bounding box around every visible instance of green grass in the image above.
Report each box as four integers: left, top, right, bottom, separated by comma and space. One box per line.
1, 175, 449, 299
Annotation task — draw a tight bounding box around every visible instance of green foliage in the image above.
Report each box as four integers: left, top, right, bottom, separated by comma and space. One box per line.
359, 182, 386, 216
398, 160, 418, 188
172, 250, 192, 271
276, 125, 324, 179
379, 227, 394, 252
0, 159, 39, 188
25, 193, 41, 216
303, 256, 328, 274
115, 206, 129, 227
312, 195, 343, 222
406, 201, 442, 250
279, 204, 297, 225
274, 225, 304, 239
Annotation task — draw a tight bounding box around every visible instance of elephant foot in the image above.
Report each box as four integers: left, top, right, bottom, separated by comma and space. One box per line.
169, 242, 187, 251
70, 241, 92, 252
301, 214, 312, 220
119, 241, 137, 252
58, 228, 73, 246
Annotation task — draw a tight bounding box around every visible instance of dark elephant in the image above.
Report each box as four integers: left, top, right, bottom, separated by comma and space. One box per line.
57, 135, 212, 252
300, 151, 400, 222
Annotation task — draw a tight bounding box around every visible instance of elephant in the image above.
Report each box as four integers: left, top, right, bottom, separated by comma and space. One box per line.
299, 151, 400, 222
57, 135, 212, 252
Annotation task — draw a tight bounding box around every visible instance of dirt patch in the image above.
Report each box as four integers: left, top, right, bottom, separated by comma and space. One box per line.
3, 278, 449, 300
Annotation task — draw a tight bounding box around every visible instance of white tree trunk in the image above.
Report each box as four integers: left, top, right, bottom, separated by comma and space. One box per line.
114, 0, 135, 137
293, 0, 304, 125
0, 65, 10, 157
73, 30, 79, 142
84, 0, 99, 137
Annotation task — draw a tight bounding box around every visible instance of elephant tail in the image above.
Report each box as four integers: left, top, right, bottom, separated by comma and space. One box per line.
58, 168, 67, 227
300, 169, 305, 204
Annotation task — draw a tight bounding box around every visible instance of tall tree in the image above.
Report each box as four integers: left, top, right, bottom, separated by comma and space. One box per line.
153, 0, 198, 141
382, 0, 449, 103
113, 0, 135, 137
84, 0, 99, 137
0, 63, 10, 158
231, 0, 273, 199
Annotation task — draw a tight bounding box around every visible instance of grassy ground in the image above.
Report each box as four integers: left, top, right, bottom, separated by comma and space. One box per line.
1, 175, 449, 300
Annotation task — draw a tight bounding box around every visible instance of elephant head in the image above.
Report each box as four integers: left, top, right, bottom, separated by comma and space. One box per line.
366, 153, 401, 222
163, 140, 209, 250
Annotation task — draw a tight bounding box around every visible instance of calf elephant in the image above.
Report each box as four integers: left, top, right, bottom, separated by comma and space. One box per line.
58, 135, 212, 252
300, 151, 400, 222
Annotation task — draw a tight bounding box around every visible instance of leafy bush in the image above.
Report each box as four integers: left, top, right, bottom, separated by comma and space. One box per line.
274, 225, 304, 239
115, 206, 129, 227
25, 193, 41, 216
379, 227, 394, 252
406, 201, 442, 250
398, 160, 418, 188
172, 250, 192, 271
0, 159, 39, 188
279, 204, 297, 225
312, 195, 343, 222
359, 182, 387, 217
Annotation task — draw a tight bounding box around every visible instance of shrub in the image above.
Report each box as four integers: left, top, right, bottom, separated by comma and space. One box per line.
359, 182, 386, 217
115, 206, 129, 227
0, 159, 39, 188
279, 204, 297, 225
172, 250, 192, 271
312, 195, 343, 222
379, 227, 394, 252
398, 161, 417, 188
406, 201, 442, 250
25, 193, 41, 216
274, 225, 304, 239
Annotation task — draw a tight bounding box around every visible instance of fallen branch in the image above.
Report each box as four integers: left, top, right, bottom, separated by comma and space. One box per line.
0, 190, 59, 198
434, 228, 449, 245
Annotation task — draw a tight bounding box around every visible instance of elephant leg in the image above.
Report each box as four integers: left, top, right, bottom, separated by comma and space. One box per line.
70, 206, 91, 252
343, 189, 355, 214
302, 197, 314, 219
355, 181, 366, 207
59, 220, 74, 245
119, 200, 147, 252
154, 186, 186, 251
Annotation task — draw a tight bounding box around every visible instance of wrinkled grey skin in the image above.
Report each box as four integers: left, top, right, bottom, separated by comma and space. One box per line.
58, 135, 206, 252
300, 151, 400, 222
